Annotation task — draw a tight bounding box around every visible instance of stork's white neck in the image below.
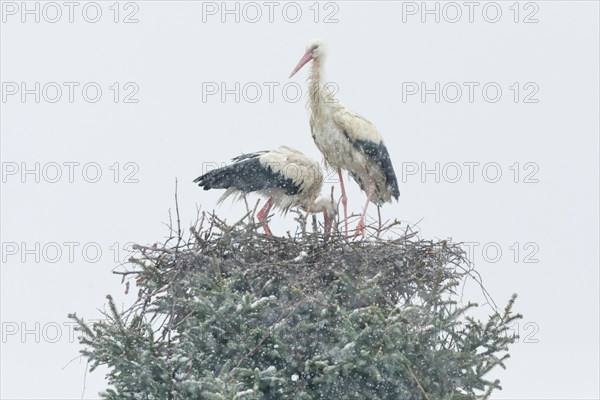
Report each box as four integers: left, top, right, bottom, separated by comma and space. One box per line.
306, 196, 334, 215
307, 58, 336, 118
308, 59, 325, 100
309, 57, 324, 82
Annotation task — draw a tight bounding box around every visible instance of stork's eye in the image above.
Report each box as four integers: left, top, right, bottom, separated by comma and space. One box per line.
312, 45, 319, 51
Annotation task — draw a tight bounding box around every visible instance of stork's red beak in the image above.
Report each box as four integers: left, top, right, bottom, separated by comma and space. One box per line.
289, 50, 313, 78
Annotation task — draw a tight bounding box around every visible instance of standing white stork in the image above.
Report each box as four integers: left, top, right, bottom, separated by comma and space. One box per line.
194, 145, 334, 236
289, 38, 400, 237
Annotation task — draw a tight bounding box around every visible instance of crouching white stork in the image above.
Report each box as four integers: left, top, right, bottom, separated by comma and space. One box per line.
194, 145, 334, 236
289, 38, 400, 237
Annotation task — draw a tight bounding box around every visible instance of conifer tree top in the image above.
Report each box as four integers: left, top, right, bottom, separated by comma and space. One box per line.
71, 212, 521, 400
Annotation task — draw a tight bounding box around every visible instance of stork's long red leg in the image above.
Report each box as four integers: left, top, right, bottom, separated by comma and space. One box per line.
355, 180, 375, 237
338, 168, 348, 238
257, 198, 274, 235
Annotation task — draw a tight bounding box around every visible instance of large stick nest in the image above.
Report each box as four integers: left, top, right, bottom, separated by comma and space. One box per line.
124, 211, 489, 313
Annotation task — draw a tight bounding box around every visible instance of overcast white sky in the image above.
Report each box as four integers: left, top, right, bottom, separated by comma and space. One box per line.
1, 1, 599, 399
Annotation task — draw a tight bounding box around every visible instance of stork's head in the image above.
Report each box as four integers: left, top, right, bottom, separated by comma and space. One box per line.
312, 195, 336, 237
289, 38, 326, 78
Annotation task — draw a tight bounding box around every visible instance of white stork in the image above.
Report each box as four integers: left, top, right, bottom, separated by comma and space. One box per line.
194, 145, 334, 236
289, 38, 400, 236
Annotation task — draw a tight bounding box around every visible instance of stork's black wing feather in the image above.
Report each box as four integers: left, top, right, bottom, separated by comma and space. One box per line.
230, 150, 269, 163
194, 155, 300, 196
351, 138, 400, 200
